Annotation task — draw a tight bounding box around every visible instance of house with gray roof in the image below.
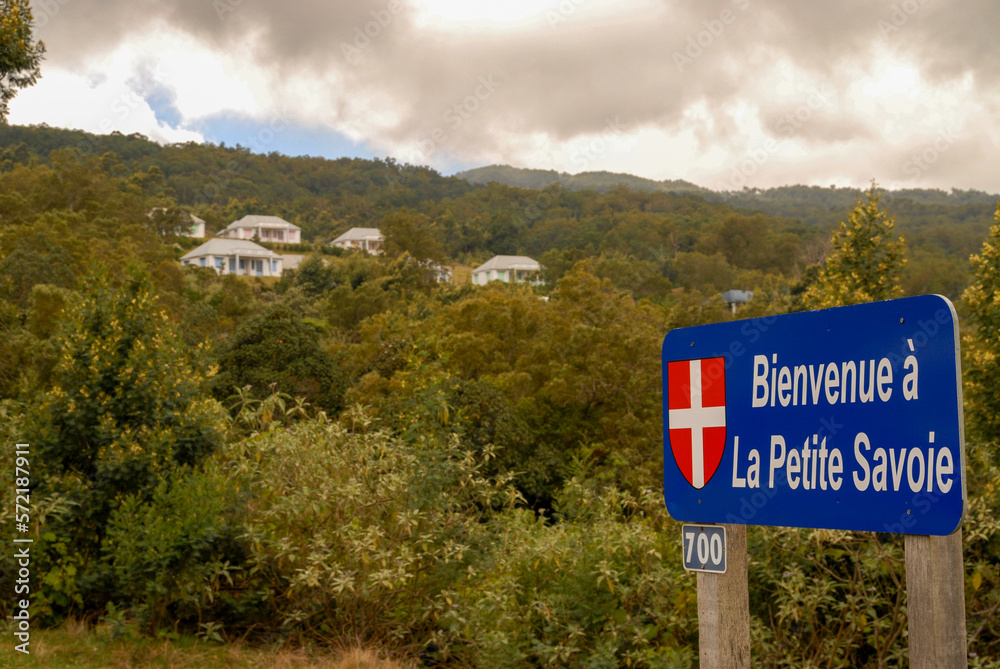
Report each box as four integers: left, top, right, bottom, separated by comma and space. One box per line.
148, 208, 206, 238
330, 227, 384, 254
180, 238, 284, 277
218, 215, 301, 243
184, 214, 207, 238
471, 255, 542, 286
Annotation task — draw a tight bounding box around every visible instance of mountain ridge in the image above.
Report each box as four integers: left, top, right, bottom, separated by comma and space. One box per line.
454, 164, 710, 195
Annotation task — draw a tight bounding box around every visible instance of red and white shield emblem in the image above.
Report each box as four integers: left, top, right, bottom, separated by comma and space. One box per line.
667, 357, 727, 489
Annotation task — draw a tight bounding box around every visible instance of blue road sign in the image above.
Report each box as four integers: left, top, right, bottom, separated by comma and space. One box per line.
662, 295, 965, 535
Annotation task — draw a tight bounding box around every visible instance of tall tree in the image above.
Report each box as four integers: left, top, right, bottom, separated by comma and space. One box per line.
0, 0, 45, 121
961, 200, 1000, 442
380, 208, 446, 265
214, 303, 347, 413
30, 265, 223, 615
805, 182, 906, 309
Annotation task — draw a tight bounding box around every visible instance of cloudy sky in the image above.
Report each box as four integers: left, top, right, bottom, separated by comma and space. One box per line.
9, 0, 1000, 192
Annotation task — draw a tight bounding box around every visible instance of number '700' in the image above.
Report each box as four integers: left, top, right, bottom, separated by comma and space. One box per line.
681, 525, 727, 574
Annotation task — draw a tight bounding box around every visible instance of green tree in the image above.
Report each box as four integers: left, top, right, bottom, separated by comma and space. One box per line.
146, 204, 192, 237
357, 266, 670, 505
30, 265, 224, 617
589, 252, 671, 300
670, 251, 736, 293
805, 182, 906, 309
0, 231, 75, 313
292, 252, 335, 296
381, 208, 446, 265
214, 303, 346, 413
961, 200, 1000, 443
322, 252, 434, 331
0, 0, 45, 121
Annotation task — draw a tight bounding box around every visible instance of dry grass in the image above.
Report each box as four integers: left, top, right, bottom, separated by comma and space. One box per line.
0, 620, 414, 669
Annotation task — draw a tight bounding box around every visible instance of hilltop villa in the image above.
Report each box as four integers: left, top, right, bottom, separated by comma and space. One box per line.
218, 215, 301, 243
180, 238, 284, 277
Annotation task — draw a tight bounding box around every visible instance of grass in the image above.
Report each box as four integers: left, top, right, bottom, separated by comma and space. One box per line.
0, 619, 413, 669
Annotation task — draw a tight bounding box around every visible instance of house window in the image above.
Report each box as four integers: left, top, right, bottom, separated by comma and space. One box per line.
199, 258, 205, 267
271, 260, 278, 273
215, 258, 224, 272
239, 259, 246, 271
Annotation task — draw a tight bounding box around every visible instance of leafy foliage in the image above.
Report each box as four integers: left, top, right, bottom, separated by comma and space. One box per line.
380, 208, 446, 265
214, 302, 346, 413
962, 200, 1000, 443
0, 230, 75, 312
749, 528, 908, 667
0, 0, 44, 120
445, 480, 696, 668
805, 183, 906, 309
105, 468, 243, 634
457, 163, 708, 195
220, 407, 517, 648
29, 265, 224, 617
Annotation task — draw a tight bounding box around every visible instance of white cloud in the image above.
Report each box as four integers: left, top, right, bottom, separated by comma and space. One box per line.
8, 66, 203, 145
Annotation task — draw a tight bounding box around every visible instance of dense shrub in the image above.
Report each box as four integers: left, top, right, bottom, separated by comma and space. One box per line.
27, 266, 225, 621
445, 480, 697, 668
217, 408, 517, 648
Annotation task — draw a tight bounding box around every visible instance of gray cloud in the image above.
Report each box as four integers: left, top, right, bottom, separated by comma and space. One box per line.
29, 0, 1000, 188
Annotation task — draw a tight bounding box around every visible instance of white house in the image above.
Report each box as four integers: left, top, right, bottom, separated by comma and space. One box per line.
471, 255, 542, 285
184, 214, 206, 238
180, 238, 284, 277
148, 208, 205, 238
218, 215, 301, 243
429, 263, 453, 284
330, 227, 384, 254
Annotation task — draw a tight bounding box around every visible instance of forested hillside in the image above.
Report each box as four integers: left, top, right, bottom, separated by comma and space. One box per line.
2, 124, 1000, 666
455, 163, 998, 299
456, 164, 707, 196
2, 124, 993, 300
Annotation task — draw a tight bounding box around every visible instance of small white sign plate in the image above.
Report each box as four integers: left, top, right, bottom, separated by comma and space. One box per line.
681, 524, 727, 574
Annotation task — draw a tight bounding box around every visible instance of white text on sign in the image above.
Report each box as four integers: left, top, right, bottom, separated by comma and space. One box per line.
732, 431, 954, 494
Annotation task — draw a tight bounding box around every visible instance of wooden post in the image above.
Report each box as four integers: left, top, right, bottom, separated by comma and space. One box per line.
697, 524, 751, 669
905, 530, 967, 668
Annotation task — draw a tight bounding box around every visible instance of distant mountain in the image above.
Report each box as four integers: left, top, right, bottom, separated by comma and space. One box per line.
455, 164, 709, 195
721, 184, 999, 228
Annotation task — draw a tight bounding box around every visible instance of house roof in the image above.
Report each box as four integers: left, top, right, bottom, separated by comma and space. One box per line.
331, 227, 383, 244
148, 208, 204, 225
223, 215, 300, 231
472, 255, 541, 273
180, 238, 283, 261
